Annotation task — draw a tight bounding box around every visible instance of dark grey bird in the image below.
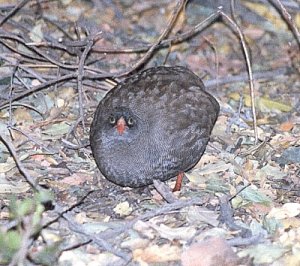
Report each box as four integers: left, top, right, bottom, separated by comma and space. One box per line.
90, 66, 219, 190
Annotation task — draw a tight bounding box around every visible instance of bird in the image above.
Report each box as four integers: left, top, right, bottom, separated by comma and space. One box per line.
90, 66, 219, 190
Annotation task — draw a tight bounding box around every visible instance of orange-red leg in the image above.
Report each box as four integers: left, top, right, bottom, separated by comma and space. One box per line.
173, 172, 184, 192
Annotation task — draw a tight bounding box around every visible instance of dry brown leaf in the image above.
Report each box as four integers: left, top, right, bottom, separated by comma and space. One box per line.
61, 172, 92, 186
186, 206, 219, 227
267, 203, 300, 219
133, 220, 156, 240
59, 249, 120, 266
133, 244, 181, 263
113, 201, 132, 217
281, 217, 300, 229
244, 26, 265, 39
181, 237, 240, 266
279, 227, 300, 247
279, 121, 294, 132
58, 87, 76, 100
211, 115, 228, 137
14, 107, 33, 124
195, 154, 219, 168
285, 251, 300, 266
57, 98, 65, 108
0, 181, 30, 194
121, 237, 150, 250
247, 203, 272, 219
296, 13, 300, 27
29, 21, 44, 43
0, 162, 16, 173
149, 223, 196, 241
186, 161, 231, 184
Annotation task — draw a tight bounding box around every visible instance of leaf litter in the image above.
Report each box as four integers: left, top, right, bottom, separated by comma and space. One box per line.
0, 0, 299, 265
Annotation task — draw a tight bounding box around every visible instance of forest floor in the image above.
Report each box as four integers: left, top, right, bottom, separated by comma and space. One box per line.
0, 0, 299, 265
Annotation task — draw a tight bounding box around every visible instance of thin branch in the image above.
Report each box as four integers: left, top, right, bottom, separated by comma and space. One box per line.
0, 73, 78, 108
77, 33, 101, 129
0, 102, 44, 117
98, 197, 206, 240
0, 0, 30, 26
204, 66, 291, 88
114, 0, 187, 77
63, 212, 131, 263
268, 0, 300, 48
10, 126, 56, 154
30, 11, 220, 55
0, 134, 41, 192
0, 32, 78, 69
220, 9, 259, 144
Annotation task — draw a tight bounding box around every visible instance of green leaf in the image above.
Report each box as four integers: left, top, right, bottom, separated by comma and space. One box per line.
205, 177, 229, 193
42, 122, 70, 136
0, 230, 21, 263
263, 217, 283, 235
240, 187, 272, 205
18, 198, 35, 217
9, 198, 35, 220
238, 244, 288, 264
35, 189, 54, 205
259, 97, 292, 112
32, 241, 62, 266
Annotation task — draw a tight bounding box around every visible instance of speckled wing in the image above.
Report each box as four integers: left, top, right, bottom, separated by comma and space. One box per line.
90, 66, 219, 187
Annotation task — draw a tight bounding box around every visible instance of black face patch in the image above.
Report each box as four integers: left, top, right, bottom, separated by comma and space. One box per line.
100, 106, 141, 137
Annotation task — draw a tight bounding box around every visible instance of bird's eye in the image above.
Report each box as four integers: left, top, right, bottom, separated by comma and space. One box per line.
109, 116, 116, 124
127, 117, 134, 126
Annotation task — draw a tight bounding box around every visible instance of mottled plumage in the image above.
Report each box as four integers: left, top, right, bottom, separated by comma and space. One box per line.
90, 66, 219, 187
